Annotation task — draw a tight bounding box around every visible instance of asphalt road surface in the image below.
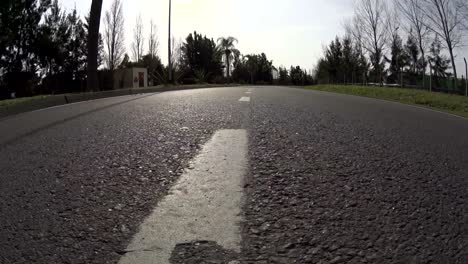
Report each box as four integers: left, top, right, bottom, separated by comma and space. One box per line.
1, 86, 467, 264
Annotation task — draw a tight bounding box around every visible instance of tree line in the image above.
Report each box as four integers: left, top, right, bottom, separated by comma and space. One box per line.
314, 0, 468, 93
0, 0, 95, 98
0, 0, 315, 100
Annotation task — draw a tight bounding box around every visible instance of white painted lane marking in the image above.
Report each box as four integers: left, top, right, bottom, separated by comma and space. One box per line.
245, 91, 252, 94
239, 97, 250, 102
119, 129, 248, 264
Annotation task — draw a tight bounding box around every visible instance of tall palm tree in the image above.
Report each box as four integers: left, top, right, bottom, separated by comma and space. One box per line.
217, 37, 239, 81
87, 0, 103, 91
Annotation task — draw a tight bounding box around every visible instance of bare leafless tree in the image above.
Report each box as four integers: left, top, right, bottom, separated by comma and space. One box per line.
103, 0, 125, 70
344, 17, 363, 48
131, 14, 144, 62
354, 0, 389, 84
421, 0, 465, 82
148, 20, 159, 59
395, 0, 430, 87
459, 1, 468, 32
344, 16, 366, 59
386, 6, 401, 46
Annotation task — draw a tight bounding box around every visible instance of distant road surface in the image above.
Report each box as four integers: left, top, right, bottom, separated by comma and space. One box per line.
1, 86, 467, 264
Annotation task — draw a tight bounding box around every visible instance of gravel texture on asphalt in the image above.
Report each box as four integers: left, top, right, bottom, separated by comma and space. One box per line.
0, 88, 249, 264
241, 87, 468, 263
170, 241, 239, 264
1, 86, 468, 264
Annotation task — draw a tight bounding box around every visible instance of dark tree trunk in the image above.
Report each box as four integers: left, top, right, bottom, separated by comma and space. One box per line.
87, 0, 103, 91
418, 37, 426, 89
226, 52, 230, 83
448, 45, 457, 88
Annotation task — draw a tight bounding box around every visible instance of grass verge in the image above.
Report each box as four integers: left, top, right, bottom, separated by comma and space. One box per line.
0, 95, 51, 108
303, 85, 468, 118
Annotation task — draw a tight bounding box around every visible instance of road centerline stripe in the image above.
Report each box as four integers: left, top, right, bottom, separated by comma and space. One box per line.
239, 97, 250, 102
119, 129, 248, 264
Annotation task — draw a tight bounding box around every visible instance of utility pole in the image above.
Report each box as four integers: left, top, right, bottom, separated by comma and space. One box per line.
464, 58, 467, 97
168, 0, 172, 83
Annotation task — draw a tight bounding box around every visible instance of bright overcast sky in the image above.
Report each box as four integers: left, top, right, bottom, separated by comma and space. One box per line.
62, 0, 468, 74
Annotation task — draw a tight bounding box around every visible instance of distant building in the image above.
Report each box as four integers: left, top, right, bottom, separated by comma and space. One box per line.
272, 68, 279, 80
113, 67, 148, 89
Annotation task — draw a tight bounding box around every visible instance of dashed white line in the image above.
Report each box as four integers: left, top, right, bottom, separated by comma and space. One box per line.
119, 130, 248, 264
239, 97, 250, 102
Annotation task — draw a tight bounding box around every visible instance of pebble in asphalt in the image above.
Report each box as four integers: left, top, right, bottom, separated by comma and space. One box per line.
119, 129, 247, 264
1, 86, 468, 263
